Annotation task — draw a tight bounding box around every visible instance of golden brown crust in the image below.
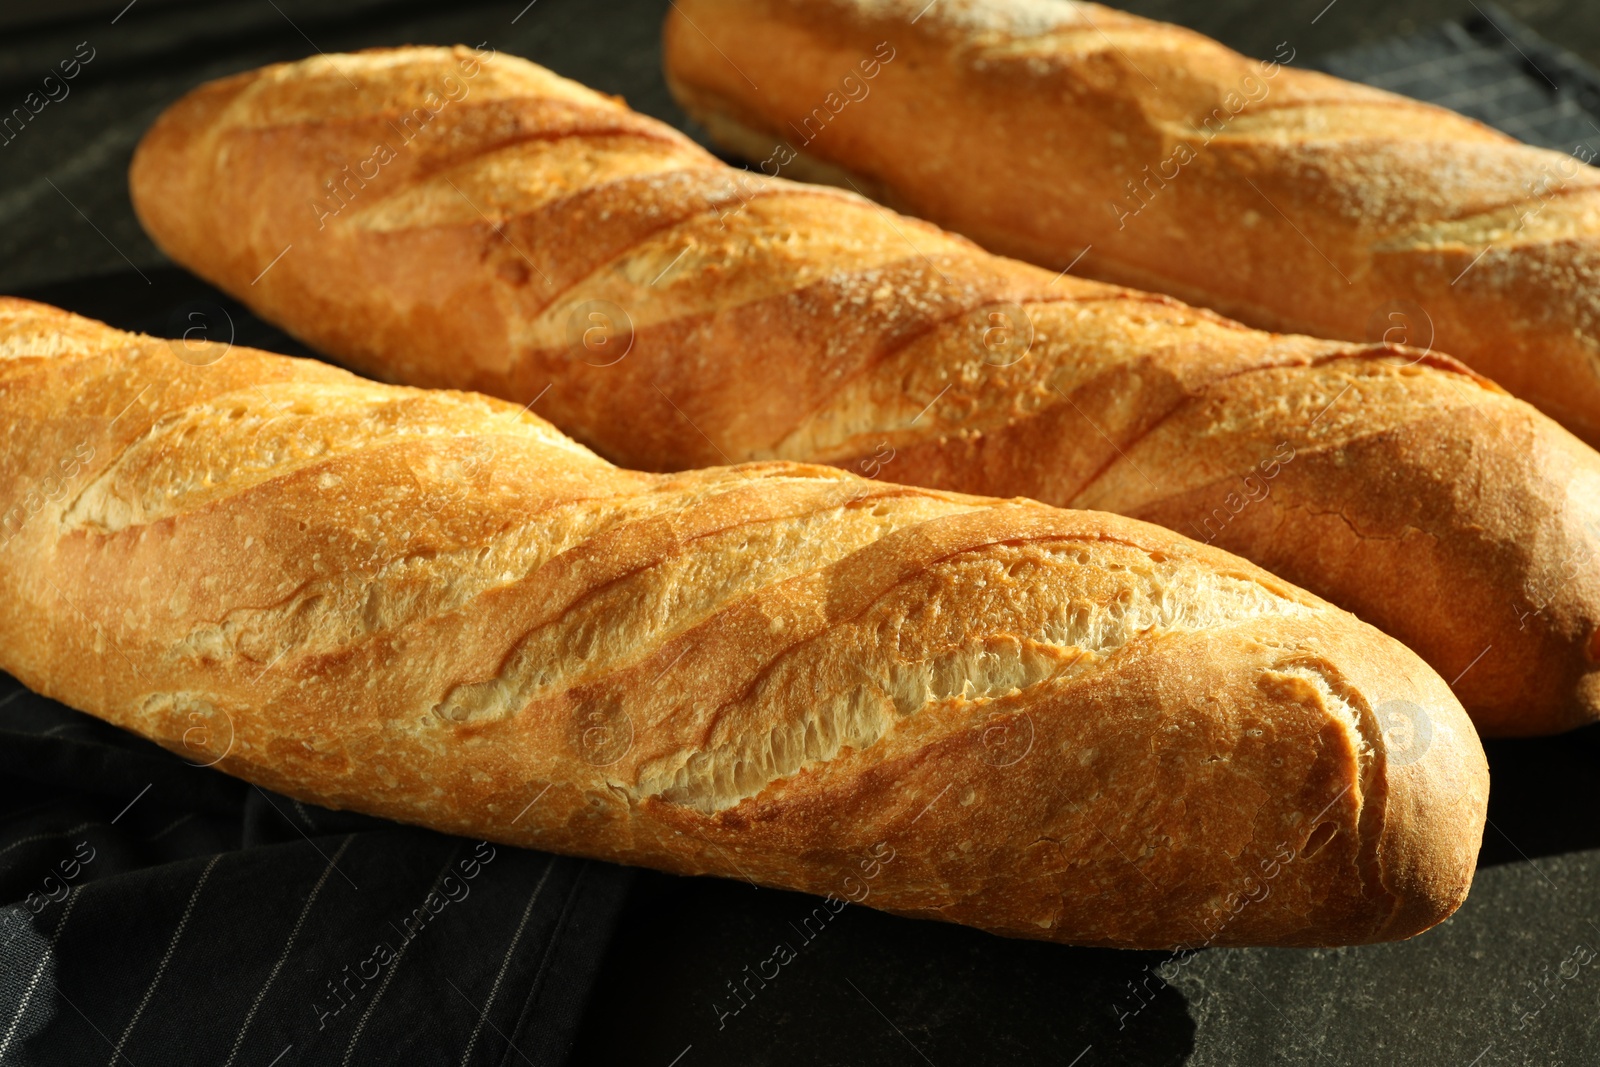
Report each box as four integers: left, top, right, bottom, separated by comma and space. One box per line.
663, 0, 1600, 444
128, 46, 1600, 735
0, 297, 1488, 947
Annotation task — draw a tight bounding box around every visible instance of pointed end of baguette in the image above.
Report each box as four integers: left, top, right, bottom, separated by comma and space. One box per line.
1363, 651, 1490, 944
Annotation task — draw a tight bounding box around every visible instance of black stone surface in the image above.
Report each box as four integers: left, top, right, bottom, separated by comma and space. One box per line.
5, 1, 1600, 1064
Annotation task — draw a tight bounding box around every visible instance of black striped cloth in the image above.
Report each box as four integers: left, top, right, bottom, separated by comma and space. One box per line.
1317, 1, 1600, 158
0, 679, 630, 1066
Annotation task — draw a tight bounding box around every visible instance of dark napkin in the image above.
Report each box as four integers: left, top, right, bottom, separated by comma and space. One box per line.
1316, 1, 1600, 157
0, 678, 630, 1066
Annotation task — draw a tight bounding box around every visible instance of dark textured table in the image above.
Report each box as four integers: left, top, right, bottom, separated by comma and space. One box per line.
4, 2, 1600, 1064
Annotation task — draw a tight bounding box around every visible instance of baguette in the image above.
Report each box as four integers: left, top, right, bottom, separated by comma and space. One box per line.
128, 47, 1600, 736
0, 297, 1488, 948
662, 0, 1600, 447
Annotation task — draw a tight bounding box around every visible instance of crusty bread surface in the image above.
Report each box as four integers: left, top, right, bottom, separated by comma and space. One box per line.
128, 46, 1600, 735
0, 298, 1488, 948
664, 0, 1600, 449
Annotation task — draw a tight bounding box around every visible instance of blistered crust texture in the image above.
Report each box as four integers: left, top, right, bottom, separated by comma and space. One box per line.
0, 299, 1485, 947
131, 45, 1600, 733
665, 0, 1600, 448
